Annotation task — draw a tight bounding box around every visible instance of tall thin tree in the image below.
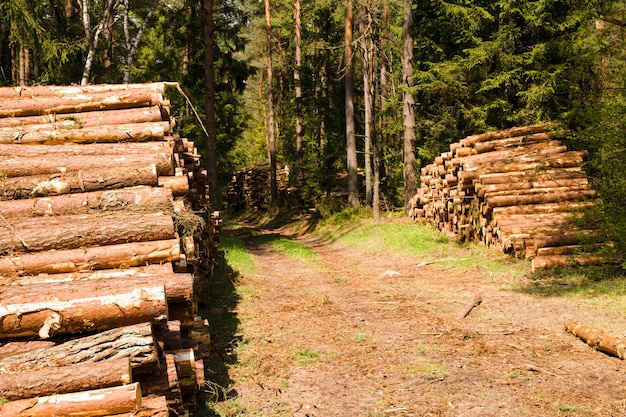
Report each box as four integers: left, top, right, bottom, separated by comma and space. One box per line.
345, 0, 359, 208
203, 0, 219, 208
402, 0, 418, 212
294, 0, 303, 181
264, 0, 278, 209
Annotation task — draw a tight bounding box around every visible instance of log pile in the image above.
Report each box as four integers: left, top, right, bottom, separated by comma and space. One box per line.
0, 83, 217, 416
226, 163, 291, 211
408, 124, 605, 272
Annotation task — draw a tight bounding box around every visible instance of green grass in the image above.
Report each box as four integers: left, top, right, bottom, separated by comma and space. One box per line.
268, 237, 318, 259
295, 347, 320, 364
220, 232, 255, 277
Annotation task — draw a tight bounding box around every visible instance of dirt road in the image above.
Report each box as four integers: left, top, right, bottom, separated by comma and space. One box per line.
203, 219, 626, 417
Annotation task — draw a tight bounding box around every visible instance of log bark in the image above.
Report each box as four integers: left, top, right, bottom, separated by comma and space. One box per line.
1, 164, 158, 200
0, 143, 175, 177
0, 323, 158, 374
477, 178, 588, 197
111, 396, 169, 417
0, 186, 173, 219
486, 189, 597, 208
465, 151, 588, 175
0, 83, 165, 99
0, 357, 132, 400
5, 265, 195, 316
459, 123, 558, 147
0, 121, 169, 145
531, 254, 606, 272
0, 238, 180, 276
0, 212, 175, 253
565, 320, 626, 359
456, 294, 482, 318
477, 167, 584, 185
491, 200, 598, 216
0, 106, 165, 129
0, 89, 163, 117
473, 132, 554, 153
0, 382, 142, 417
0, 285, 168, 339
0, 341, 55, 359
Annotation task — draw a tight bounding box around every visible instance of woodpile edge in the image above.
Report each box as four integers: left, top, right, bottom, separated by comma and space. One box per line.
0, 83, 220, 416
408, 123, 610, 272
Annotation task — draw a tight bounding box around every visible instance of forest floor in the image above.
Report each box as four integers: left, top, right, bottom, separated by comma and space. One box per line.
200, 215, 626, 417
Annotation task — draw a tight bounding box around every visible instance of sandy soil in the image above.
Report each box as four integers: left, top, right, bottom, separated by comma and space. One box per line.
202, 218, 626, 417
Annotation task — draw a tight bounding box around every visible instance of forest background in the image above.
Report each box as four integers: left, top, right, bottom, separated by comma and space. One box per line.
2, 0, 626, 256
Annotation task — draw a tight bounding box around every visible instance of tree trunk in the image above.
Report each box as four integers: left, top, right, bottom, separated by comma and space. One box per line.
1, 164, 159, 200
0, 89, 163, 118
0, 357, 132, 401
359, 6, 374, 207
0, 121, 169, 145
264, 0, 278, 209
203, 0, 219, 209
0, 284, 167, 339
402, 0, 418, 212
345, 0, 359, 208
81, 0, 116, 85
123, 0, 159, 83
294, 0, 303, 180
0, 238, 180, 276
459, 123, 557, 147
0, 211, 175, 253
0, 186, 172, 219
0, 382, 142, 417
0, 323, 158, 373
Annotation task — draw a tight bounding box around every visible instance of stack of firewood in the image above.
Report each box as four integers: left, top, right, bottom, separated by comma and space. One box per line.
226, 164, 290, 211
409, 124, 605, 272
0, 83, 217, 416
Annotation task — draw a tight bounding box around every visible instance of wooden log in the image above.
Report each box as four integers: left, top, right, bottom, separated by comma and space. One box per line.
0, 88, 163, 117
4, 266, 195, 319
456, 294, 482, 318
0, 121, 169, 145
0, 284, 168, 339
477, 178, 588, 197
486, 189, 597, 208
473, 132, 554, 153
110, 396, 169, 417
476, 167, 584, 185
0, 382, 142, 417
0, 143, 175, 177
491, 201, 597, 216
1, 164, 159, 200
0, 238, 180, 276
0, 186, 173, 219
0, 105, 165, 129
0, 323, 158, 374
158, 175, 190, 197
0, 357, 132, 401
461, 141, 566, 167
531, 254, 606, 272
465, 151, 588, 175
140, 354, 184, 415
459, 123, 557, 147
0, 341, 55, 359
565, 320, 626, 360
0, 83, 166, 99
0, 212, 175, 253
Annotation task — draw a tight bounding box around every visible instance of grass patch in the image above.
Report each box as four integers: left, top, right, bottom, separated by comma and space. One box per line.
220, 231, 255, 277
405, 360, 449, 377
268, 237, 318, 259
296, 347, 320, 364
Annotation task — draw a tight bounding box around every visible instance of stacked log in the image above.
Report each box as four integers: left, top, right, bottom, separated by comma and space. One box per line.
0, 83, 216, 415
226, 164, 291, 211
408, 124, 605, 272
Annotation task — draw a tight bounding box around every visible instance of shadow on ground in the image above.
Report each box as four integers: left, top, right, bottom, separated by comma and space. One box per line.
193, 246, 242, 416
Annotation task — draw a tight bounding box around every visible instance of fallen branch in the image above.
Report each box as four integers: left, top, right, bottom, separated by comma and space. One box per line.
564, 319, 626, 360
456, 294, 482, 318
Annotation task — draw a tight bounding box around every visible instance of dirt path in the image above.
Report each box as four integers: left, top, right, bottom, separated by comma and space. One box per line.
204, 220, 626, 417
